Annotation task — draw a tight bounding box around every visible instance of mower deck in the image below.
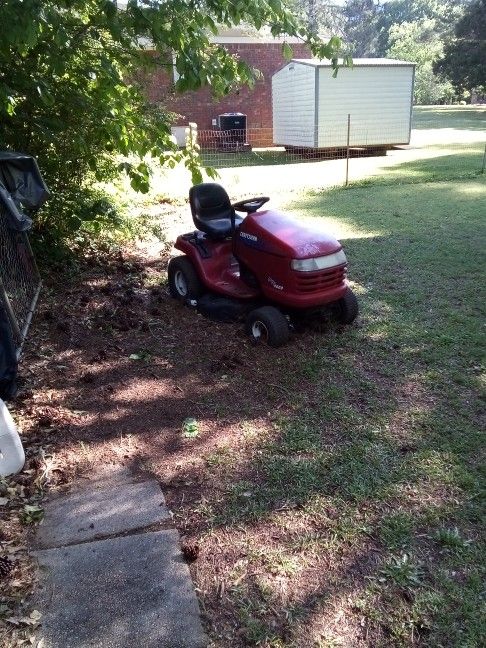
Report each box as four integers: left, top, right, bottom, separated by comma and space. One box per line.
212, 268, 257, 299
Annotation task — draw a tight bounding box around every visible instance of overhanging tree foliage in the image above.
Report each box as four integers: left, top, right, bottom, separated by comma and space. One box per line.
435, 0, 486, 94
0, 0, 341, 242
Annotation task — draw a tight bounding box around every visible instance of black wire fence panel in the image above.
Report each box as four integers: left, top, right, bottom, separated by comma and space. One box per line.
0, 202, 41, 353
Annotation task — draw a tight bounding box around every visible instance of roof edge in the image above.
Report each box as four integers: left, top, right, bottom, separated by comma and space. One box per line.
291, 58, 417, 67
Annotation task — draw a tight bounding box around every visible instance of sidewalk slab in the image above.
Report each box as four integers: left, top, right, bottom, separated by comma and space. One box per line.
33, 530, 207, 648
35, 475, 170, 549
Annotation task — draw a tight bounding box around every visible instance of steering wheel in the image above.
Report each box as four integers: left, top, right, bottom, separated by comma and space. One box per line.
232, 197, 270, 213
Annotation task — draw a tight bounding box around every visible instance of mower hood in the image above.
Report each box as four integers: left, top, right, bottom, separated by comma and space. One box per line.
242, 210, 342, 259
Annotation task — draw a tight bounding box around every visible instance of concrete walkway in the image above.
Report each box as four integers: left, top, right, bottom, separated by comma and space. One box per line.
32, 467, 206, 648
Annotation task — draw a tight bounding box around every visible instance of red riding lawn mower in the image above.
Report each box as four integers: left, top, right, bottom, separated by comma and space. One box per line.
168, 183, 359, 347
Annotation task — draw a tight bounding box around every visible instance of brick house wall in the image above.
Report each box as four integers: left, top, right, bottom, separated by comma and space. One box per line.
142, 41, 311, 146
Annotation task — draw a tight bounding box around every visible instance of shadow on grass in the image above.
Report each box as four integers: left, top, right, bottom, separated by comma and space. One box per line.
25, 177, 485, 646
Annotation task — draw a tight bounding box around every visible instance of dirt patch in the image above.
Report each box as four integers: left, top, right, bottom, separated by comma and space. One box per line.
0, 245, 278, 636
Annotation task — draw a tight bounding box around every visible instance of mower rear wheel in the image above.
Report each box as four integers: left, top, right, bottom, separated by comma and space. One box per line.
245, 306, 290, 347
335, 288, 359, 324
168, 256, 204, 301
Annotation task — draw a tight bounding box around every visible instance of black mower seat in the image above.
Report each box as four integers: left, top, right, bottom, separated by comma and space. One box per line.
189, 183, 243, 239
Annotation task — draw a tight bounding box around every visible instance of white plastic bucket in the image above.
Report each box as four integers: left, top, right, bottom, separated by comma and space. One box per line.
0, 398, 25, 476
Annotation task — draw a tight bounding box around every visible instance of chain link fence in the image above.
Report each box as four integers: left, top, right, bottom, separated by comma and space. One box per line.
198, 125, 393, 172
0, 201, 41, 357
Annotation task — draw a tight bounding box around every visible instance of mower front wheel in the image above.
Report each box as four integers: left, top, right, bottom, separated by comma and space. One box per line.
245, 306, 290, 347
168, 256, 204, 301
335, 288, 359, 324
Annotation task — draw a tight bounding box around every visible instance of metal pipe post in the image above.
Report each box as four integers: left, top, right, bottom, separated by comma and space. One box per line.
345, 114, 351, 186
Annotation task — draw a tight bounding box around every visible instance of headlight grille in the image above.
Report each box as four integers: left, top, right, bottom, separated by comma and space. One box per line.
294, 264, 347, 293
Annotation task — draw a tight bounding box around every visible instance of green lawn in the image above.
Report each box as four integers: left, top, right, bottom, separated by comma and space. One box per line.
412, 105, 486, 131
195, 177, 486, 646
351, 144, 485, 186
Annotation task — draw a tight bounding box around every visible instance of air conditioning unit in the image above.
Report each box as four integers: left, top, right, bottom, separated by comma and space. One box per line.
216, 113, 251, 150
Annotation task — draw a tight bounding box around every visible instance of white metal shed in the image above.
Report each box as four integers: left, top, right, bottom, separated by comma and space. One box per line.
272, 58, 415, 149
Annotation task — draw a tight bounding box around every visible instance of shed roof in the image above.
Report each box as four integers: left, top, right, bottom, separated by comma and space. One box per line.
291, 58, 415, 67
